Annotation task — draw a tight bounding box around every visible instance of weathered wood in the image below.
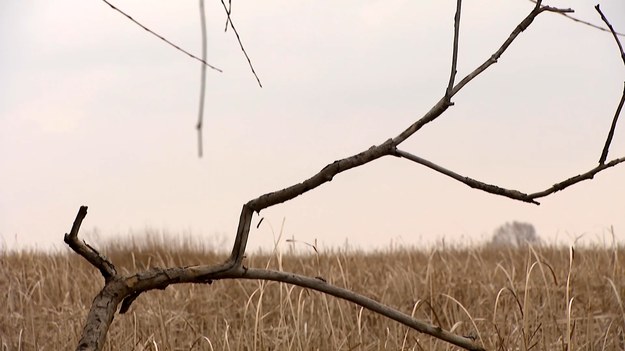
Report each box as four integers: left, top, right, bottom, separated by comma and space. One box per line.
66, 2, 625, 351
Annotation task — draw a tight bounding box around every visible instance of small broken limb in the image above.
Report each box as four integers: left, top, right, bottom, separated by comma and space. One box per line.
63, 206, 117, 281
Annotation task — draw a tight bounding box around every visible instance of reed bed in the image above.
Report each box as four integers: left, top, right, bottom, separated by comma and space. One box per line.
1, 236, 624, 350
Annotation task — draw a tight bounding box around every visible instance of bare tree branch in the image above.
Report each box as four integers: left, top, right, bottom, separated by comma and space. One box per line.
528, 0, 625, 37
394, 149, 537, 204
197, 0, 208, 158
219, 0, 262, 87
220, 1, 620, 288
448, 4, 573, 99
529, 156, 625, 199
596, 5, 625, 165
225, 139, 397, 266
394, 149, 625, 204
600, 84, 625, 164
64, 208, 485, 351
393, 3, 573, 145
101, 0, 260, 154
63, 206, 116, 281
69, 3, 625, 351
126, 264, 486, 350
227, 268, 486, 351
445, 0, 463, 103
100, 0, 222, 72
595, 5, 625, 66
560, 12, 625, 37
224, 0, 233, 32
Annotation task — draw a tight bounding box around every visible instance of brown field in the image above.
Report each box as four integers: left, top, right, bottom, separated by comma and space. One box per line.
1, 237, 624, 350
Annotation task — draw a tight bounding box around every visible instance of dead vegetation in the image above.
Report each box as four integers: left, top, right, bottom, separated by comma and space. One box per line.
2, 236, 624, 350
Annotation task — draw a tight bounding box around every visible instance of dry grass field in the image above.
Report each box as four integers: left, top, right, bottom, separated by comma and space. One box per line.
1, 236, 624, 350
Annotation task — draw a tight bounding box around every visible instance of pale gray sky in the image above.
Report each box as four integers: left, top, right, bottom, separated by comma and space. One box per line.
1, 0, 624, 251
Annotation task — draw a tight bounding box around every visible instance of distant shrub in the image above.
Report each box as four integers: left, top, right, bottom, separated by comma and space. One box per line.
490, 221, 541, 247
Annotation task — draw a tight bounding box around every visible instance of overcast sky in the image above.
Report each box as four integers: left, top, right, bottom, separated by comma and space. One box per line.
1, 0, 624, 252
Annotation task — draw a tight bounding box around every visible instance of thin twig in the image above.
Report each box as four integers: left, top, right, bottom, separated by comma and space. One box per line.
224, 0, 232, 32
528, 0, 625, 37
595, 5, 625, 164
600, 84, 625, 164
219, 0, 262, 87
394, 149, 625, 204
529, 156, 625, 199
197, 0, 208, 158
445, 0, 462, 103
101, 0, 222, 72
595, 5, 625, 66
560, 12, 625, 37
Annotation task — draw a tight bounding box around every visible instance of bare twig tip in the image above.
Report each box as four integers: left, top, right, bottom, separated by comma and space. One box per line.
101, 0, 222, 72
219, 0, 262, 87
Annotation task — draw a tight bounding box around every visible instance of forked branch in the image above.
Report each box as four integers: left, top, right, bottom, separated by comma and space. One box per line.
69, 3, 624, 351
529, 0, 625, 37
64, 207, 485, 351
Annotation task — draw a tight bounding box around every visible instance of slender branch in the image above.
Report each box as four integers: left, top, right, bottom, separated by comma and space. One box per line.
445, 0, 463, 103
595, 5, 625, 165
100, 0, 222, 72
197, 0, 208, 158
224, 0, 232, 32
63, 206, 117, 280
449, 4, 573, 98
234, 268, 486, 351
595, 5, 625, 66
528, 0, 625, 37
224, 0, 621, 282
394, 149, 625, 204
393, 4, 572, 146
218, 0, 262, 87
394, 149, 537, 204
529, 156, 625, 199
600, 84, 625, 164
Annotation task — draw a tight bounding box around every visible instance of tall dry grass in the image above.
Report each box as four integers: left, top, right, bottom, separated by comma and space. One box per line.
1, 235, 624, 350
